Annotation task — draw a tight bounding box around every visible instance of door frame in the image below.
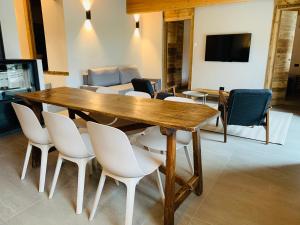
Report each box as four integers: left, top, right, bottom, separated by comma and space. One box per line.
264, 3, 300, 90
162, 8, 195, 91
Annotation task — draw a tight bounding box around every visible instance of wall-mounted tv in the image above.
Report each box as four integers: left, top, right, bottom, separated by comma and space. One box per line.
205, 33, 252, 62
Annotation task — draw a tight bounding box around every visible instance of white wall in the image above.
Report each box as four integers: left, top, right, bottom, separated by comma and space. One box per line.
290, 15, 300, 75
0, 0, 21, 58
191, 0, 274, 90
62, 0, 138, 86
140, 12, 163, 79
41, 0, 68, 72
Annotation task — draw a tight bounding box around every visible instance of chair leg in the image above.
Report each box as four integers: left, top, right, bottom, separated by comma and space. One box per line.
265, 111, 270, 145
155, 169, 165, 204
224, 123, 227, 143
184, 146, 194, 173
49, 155, 63, 199
39, 146, 49, 192
21, 142, 32, 180
89, 172, 107, 221
125, 180, 138, 225
76, 160, 87, 214
216, 116, 219, 127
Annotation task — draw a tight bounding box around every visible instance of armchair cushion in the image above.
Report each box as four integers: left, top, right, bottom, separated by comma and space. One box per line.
131, 78, 155, 98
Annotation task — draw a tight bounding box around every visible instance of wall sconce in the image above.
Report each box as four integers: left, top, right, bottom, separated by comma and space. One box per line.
86, 10, 91, 20
135, 21, 140, 29
134, 14, 140, 29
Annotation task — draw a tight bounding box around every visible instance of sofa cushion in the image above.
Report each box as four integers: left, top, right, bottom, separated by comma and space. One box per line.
88, 66, 120, 86
119, 66, 141, 84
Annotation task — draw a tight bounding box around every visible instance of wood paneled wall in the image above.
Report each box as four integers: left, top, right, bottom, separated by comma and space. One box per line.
127, 0, 248, 14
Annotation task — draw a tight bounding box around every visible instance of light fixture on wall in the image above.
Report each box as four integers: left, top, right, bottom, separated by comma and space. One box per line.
134, 14, 140, 29
136, 21, 140, 29
133, 14, 141, 37
82, 0, 93, 30
86, 10, 91, 20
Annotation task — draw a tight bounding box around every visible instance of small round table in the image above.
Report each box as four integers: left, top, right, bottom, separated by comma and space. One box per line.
182, 91, 208, 104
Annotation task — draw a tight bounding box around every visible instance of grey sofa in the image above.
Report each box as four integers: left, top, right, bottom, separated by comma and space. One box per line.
80, 65, 142, 94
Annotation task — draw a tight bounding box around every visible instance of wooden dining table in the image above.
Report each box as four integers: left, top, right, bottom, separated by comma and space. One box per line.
17, 87, 218, 225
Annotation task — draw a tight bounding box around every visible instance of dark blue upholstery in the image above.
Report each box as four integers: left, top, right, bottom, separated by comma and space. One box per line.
131, 78, 155, 98
131, 78, 174, 99
224, 89, 272, 126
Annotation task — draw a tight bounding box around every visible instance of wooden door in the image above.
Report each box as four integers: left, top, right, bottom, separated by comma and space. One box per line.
271, 10, 298, 104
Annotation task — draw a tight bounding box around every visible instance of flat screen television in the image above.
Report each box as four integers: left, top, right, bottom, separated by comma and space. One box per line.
205, 33, 252, 62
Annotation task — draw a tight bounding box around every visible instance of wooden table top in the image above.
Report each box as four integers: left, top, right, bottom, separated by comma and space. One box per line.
193, 88, 229, 96
17, 87, 219, 132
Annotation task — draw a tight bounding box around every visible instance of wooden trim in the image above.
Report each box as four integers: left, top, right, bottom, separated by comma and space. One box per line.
24, 0, 36, 58
126, 0, 248, 14
44, 71, 69, 76
264, 5, 299, 106
162, 21, 168, 90
162, 8, 195, 91
164, 8, 194, 22
264, 7, 282, 89
188, 10, 195, 90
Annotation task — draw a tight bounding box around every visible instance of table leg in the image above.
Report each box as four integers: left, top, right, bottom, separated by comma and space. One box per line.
192, 129, 203, 195
68, 109, 76, 119
163, 128, 177, 225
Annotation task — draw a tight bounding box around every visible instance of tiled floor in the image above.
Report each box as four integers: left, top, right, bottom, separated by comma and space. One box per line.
0, 106, 300, 225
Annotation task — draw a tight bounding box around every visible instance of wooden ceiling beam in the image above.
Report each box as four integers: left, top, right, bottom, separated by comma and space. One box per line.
127, 0, 248, 14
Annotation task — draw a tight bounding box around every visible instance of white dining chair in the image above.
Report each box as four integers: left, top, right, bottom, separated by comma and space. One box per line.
125, 91, 151, 98
12, 102, 53, 193
42, 111, 95, 214
87, 122, 165, 225
136, 96, 197, 173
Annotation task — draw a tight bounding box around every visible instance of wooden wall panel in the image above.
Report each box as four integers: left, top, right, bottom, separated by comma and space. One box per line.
164, 8, 194, 22
271, 10, 298, 105
127, 0, 248, 14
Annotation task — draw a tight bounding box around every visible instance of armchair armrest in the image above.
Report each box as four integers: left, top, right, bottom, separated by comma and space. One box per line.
219, 90, 229, 108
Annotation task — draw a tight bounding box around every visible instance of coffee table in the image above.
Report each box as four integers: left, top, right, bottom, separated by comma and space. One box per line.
182, 90, 208, 104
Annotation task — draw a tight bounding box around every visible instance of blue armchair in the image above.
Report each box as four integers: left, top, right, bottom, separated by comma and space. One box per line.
219, 89, 272, 144
131, 78, 175, 100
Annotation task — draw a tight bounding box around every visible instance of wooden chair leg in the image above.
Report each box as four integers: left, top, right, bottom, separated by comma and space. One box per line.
265, 111, 270, 144
224, 122, 227, 143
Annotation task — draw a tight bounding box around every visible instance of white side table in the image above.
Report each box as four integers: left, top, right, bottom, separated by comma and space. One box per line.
182, 91, 208, 104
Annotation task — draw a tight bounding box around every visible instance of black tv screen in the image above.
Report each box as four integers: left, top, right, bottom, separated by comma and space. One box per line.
205, 33, 252, 62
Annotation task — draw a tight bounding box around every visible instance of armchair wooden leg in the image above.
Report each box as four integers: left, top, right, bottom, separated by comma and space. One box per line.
265, 111, 270, 145
224, 122, 227, 143
216, 116, 219, 127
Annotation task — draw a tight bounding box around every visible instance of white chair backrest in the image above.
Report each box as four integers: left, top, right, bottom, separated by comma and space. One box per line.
165, 96, 196, 104
87, 122, 145, 178
164, 97, 194, 144
125, 91, 151, 99
12, 102, 50, 145
96, 86, 119, 94
42, 111, 92, 158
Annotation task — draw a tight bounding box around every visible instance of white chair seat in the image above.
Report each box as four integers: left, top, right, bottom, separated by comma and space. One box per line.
132, 145, 165, 175
137, 126, 187, 152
